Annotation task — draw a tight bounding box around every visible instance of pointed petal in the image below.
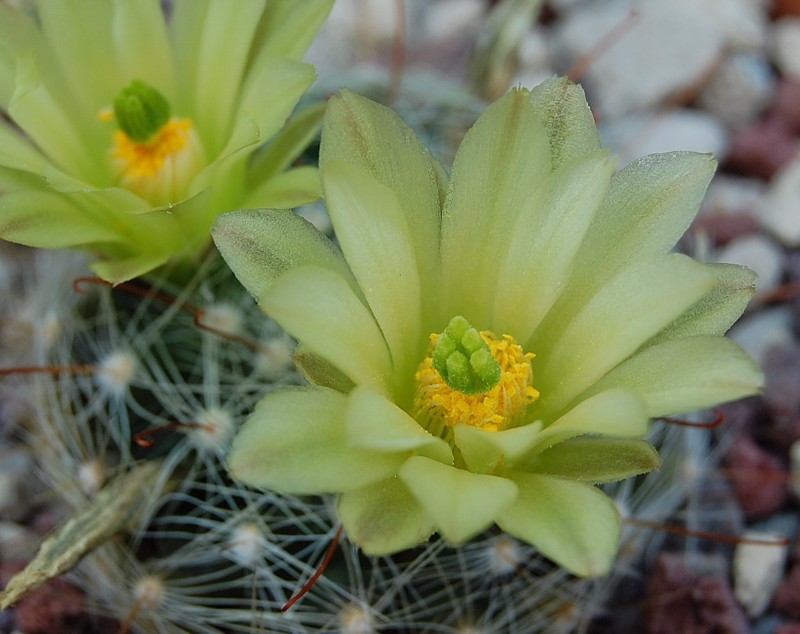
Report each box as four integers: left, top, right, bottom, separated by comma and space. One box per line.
338, 477, 434, 555
547, 152, 716, 330
526, 389, 650, 458
212, 208, 360, 304
493, 150, 614, 341
399, 456, 518, 544
346, 388, 452, 464
90, 253, 171, 284
497, 472, 620, 577
439, 88, 551, 325
228, 387, 403, 494
529, 77, 601, 171
528, 437, 661, 483
321, 90, 444, 320
323, 161, 422, 380
583, 335, 764, 417
454, 422, 543, 474
648, 263, 757, 345
533, 254, 716, 417
260, 266, 392, 393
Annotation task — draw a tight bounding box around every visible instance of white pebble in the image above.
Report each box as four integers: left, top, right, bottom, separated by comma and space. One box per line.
422, 0, 484, 43
599, 109, 728, 167
697, 53, 775, 128
772, 18, 800, 81
729, 307, 795, 368
553, 0, 724, 120
715, 234, 784, 295
733, 530, 788, 617
702, 175, 766, 216
761, 156, 800, 247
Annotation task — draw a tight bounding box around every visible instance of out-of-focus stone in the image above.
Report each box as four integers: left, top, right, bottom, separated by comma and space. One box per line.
771, 80, 800, 134
790, 440, 800, 500
724, 434, 789, 518
599, 109, 728, 167
697, 53, 775, 127
734, 530, 789, 617
761, 157, 800, 246
729, 307, 794, 368
774, 564, 800, 620
773, 18, 800, 81
762, 341, 800, 447
14, 577, 85, 634
645, 553, 749, 634
0, 447, 34, 522
773, 0, 800, 18
553, 1, 724, 120
512, 27, 553, 89
716, 233, 784, 294
724, 119, 798, 181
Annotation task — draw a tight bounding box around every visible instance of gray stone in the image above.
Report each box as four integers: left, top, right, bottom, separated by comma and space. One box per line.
697, 53, 775, 128
761, 155, 800, 247
716, 234, 785, 294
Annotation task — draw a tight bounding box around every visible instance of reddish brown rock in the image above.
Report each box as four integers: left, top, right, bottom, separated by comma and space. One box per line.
723, 434, 789, 518
763, 342, 800, 447
645, 553, 748, 634
770, 80, 800, 134
774, 563, 800, 620
724, 118, 797, 180
772, 0, 800, 19
14, 577, 85, 634
777, 623, 800, 634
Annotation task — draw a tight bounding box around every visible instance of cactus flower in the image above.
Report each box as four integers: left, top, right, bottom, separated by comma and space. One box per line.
0, 0, 332, 282
213, 78, 763, 577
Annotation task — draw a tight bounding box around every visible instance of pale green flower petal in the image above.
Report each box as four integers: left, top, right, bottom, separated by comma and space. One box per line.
548, 152, 717, 325
171, 0, 265, 154
321, 90, 445, 320
212, 208, 359, 304
346, 388, 453, 464
493, 150, 614, 341
293, 346, 356, 394
454, 422, 543, 473
37, 0, 117, 115
9, 54, 98, 182
111, 0, 176, 96
323, 160, 422, 384
338, 477, 435, 555
647, 263, 757, 345
0, 188, 124, 248
527, 437, 661, 483
529, 76, 601, 170
242, 166, 320, 209
584, 335, 764, 417
229, 387, 403, 494
248, 0, 335, 66
0, 5, 42, 108
399, 456, 518, 544
440, 88, 551, 326
261, 266, 392, 393
91, 254, 171, 284
497, 472, 620, 577
248, 102, 326, 183
533, 254, 716, 417
0, 123, 48, 174
526, 389, 650, 459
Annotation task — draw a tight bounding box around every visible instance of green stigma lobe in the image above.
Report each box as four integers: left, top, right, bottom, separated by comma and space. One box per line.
113, 80, 171, 143
432, 316, 501, 395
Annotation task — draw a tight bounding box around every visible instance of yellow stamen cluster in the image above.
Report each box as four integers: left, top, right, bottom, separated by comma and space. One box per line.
110, 118, 192, 180
413, 330, 538, 437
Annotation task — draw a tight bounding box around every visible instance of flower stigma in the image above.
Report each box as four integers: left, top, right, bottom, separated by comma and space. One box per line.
413, 316, 539, 438
108, 80, 206, 204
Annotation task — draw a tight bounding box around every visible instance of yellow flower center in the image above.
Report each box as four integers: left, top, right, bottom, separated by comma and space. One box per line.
111, 119, 192, 180
413, 330, 539, 437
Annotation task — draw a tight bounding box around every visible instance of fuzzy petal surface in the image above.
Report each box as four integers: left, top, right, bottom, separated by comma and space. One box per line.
229, 387, 403, 494
497, 472, 620, 577
338, 477, 435, 555
399, 456, 518, 544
